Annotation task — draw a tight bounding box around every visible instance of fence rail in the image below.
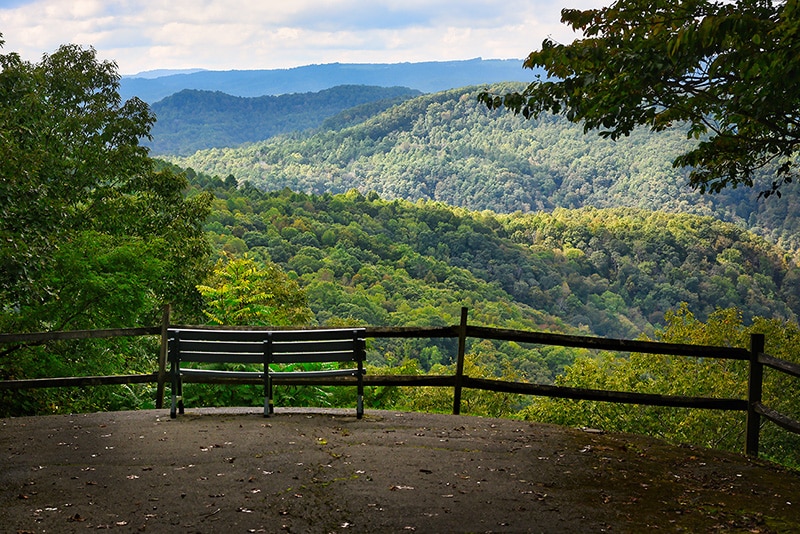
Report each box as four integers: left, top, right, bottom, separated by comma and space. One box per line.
466, 325, 751, 360
0, 373, 158, 389
758, 353, 800, 378
1, 306, 798, 458
0, 326, 161, 344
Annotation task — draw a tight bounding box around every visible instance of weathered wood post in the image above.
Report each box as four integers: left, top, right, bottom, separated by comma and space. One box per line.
453, 306, 468, 415
155, 303, 171, 409
745, 333, 765, 457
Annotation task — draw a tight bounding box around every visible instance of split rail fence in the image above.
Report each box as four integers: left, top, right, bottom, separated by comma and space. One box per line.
2, 306, 799, 458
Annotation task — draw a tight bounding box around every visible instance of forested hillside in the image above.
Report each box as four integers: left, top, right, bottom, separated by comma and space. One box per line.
171, 85, 800, 258
181, 169, 800, 363
148, 85, 421, 155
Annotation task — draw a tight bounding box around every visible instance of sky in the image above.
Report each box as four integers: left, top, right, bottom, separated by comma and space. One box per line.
0, 0, 603, 75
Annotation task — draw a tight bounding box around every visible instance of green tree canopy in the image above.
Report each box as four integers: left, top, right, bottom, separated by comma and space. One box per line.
479, 0, 800, 197
0, 36, 211, 331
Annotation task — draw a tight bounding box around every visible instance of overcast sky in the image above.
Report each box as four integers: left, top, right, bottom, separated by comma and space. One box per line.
0, 0, 604, 75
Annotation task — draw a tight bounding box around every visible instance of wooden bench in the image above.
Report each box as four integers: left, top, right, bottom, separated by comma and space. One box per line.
167, 327, 367, 419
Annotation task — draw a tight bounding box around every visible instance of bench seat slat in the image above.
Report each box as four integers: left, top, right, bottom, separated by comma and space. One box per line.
180, 368, 264, 379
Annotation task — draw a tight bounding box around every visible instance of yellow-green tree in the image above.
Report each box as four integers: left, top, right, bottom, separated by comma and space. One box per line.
198, 254, 313, 326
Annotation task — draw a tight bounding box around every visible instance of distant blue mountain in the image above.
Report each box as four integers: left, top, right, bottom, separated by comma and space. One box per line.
127, 68, 207, 79
120, 58, 534, 103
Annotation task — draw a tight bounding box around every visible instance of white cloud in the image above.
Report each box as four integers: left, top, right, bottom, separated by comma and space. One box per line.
0, 0, 606, 74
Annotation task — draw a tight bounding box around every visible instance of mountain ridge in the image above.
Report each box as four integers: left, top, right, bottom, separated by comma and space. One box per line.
120, 58, 534, 103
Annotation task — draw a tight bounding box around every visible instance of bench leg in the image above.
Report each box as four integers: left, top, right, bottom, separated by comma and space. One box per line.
169, 364, 178, 418
357, 371, 364, 419
177, 375, 184, 415
264, 375, 272, 417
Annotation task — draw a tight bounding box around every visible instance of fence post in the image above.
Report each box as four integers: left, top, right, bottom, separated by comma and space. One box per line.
155, 304, 171, 409
745, 333, 765, 457
453, 307, 468, 415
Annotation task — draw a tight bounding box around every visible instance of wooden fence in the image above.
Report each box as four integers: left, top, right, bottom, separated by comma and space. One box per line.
2, 306, 799, 458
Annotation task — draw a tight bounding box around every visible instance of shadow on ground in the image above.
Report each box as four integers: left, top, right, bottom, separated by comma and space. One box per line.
2, 407, 799, 533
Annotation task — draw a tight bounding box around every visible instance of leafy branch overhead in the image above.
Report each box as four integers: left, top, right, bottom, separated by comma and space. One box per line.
479, 0, 800, 197
0, 35, 212, 333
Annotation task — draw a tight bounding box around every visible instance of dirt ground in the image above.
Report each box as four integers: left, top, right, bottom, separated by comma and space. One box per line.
1, 407, 799, 533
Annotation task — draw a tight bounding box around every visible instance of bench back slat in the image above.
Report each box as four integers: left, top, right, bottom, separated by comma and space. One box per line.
270, 351, 361, 364
176, 339, 264, 354
270, 339, 359, 354
176, 352, 265, 364
173, 329, 268, 342
269, 329, 363, 342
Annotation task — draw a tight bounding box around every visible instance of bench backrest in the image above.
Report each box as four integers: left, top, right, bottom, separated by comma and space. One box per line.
168, 328, 366, 365
169, 329, 268, 365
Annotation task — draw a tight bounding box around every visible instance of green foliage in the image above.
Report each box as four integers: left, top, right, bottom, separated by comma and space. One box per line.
174, 169, 800, 436
0, 335, 161, 417
522, 305, 800, 467
1, 43, 148, 319
479, 0, 800, 198
170, 85, 800, 258
503, 208, 800, 328
187, 174, 799, 346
